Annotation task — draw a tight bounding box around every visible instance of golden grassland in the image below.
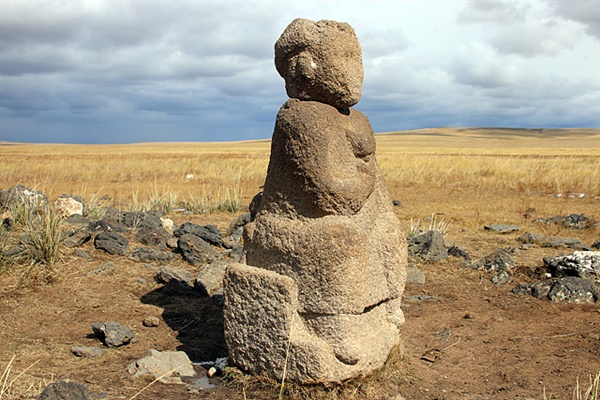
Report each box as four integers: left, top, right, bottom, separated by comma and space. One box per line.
1, 127, 598, 209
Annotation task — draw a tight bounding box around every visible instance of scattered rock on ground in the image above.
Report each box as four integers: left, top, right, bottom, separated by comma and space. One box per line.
70, 346, 106, 358
448, 245, 470, 260
491, 271, 510, 286
463, 248, 515, 272
55, 196, 84, 218
63, 227, 93, 248
73, 248, 92, 260
128, 349, 196, 384
135, 224, 171, 249
517, 232, 549, 245
408, 230, 447, 262
592, 239, 600, 249
544, 237, 588, 250
547, 277, 599, 304
195, 260, 227, 296
37, 380, 105, 400
484, 224, 520, 234
94, 232, 128, 255
130, 247, 174, 263
177, 234, 218, 265
175, 222, 224, 247
512, 281, 554, 299
543, 251, 600, 280
90, 321, 134, 348
87, 262, 115, 276
143, 316, 161, 327
154, 266, 194, 294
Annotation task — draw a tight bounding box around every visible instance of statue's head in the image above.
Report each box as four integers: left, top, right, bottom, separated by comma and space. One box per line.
275, 18, 364, 109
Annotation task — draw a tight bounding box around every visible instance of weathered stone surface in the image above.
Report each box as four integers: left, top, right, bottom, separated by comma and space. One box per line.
547, 277, 599, 303
90, 321, 134, 348
544, 251, 600, 279
143, 316, 160, 327
94, 232, 128, 255
37, 381, 104, 400
177, 234, 217, 265
274, 18, 363, 109
224, 18, 405, 384
408, 230, 447, 262
463, 249, 515, 272
224, 263, 402, 383
195, 260, 227, 296
128, 349, 196, 384
130, 247, 174, 263
484, 224, 520, 234
512, 281, 554, 299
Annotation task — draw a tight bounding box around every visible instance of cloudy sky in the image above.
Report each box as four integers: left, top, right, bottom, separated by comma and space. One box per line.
1, 0, 598, 144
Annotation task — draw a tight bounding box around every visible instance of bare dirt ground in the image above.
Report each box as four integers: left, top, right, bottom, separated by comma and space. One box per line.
1, 189, 599, 400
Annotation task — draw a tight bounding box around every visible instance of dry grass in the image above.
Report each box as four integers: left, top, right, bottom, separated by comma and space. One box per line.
2, 129, 598, 212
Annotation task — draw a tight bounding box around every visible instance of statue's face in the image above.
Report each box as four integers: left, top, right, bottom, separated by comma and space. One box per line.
275, 19, 364, 109
285, 41, 363, 108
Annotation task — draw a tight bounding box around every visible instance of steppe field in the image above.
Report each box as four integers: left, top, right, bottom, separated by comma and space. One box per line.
1, 127, 599, 400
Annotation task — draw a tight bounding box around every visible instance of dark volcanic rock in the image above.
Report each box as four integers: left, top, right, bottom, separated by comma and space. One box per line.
90, 321, 134, 348
408, 230, 447, 262
135, 224, 170, 249
94, 232, 128, 255
544, 237, 588, 250
63, 227, 93, 248
174, 222, 224, 247
547, 277, 599, 304
177, 234, 218, 265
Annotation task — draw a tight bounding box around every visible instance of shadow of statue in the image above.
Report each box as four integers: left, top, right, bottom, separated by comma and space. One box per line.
140, 284, 227, 362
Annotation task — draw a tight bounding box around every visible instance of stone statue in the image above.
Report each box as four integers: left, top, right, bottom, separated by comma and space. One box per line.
223, 18, 407, 383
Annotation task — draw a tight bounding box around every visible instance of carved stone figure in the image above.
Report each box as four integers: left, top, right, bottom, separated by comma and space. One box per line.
224, 18, 407, 383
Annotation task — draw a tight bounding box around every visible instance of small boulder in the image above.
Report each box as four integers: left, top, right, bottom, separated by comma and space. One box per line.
195, 260, 228, 296
174, 222, 224, 247
544, 237, 588, 250
517, 232, 548, 245
463, 248, 515, 272
127, 349, 196, 384
55, 196, 84, 218
408, 230, 447, 262
484, 224, 520, 234
94, 232, 128, 255
135, 224, 170, 249
543, 251, 600, 279
143, 316, 161, 327
547, 277, 599, 304
154, 266, 194, 294
512, 281, 554, 299
90, 321, 134, 348
177, 234, 217, 265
